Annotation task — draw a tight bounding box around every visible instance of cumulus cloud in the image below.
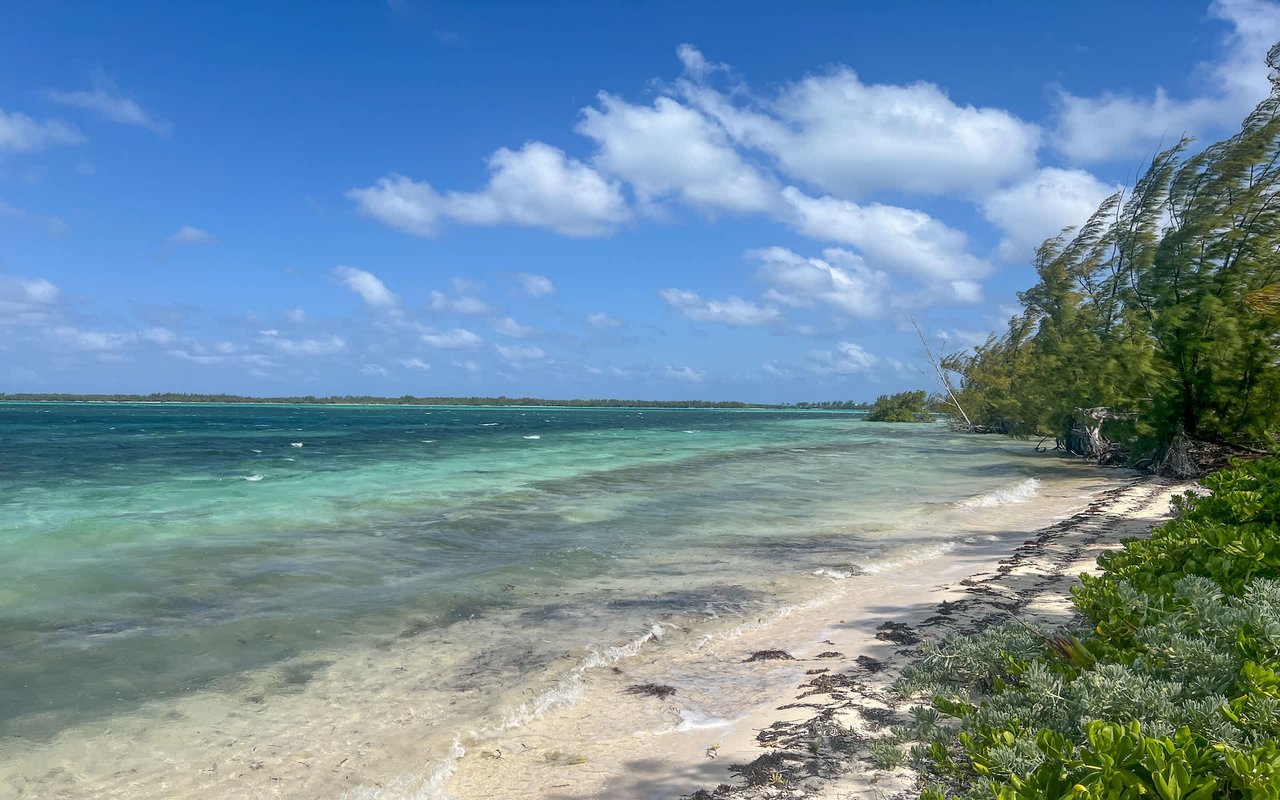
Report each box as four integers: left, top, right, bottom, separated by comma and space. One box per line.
781, 187, 989, 281
982, 167, 1120, 261
659, 288, 781, 326
516, 272, 555, 296
676, 47, 1040, 197
808, 341, 879, 375
0, 200, 69, 236
0, 109, 83, 153
170, 225, 216, 245
334, 265, 399, 310
1053, 0, 1280, 162
495, 343, 545, 360
586, 311, 622, 329
0, 275, 60, 326
46, 74, 171, 134
578, 93, 778, 214
494, 316, 534, 337
348, 142, 629, 237
663, 365, 705, 382
430, 289, 491, 315
260, 331, 346, 356
420, 327, 483, 349
399, 357, 431, 371
750, 246, 890, 319
50, 326, 129, 351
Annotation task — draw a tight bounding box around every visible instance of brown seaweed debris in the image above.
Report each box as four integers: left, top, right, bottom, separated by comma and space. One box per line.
814, 651, 843, 659
874, 621, 919, 645
745, 649, 795, 662
624, 683, 676, 699
855, 654, 885, 673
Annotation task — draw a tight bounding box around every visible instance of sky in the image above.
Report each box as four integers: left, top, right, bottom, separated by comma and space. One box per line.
2, 1, 1279, 402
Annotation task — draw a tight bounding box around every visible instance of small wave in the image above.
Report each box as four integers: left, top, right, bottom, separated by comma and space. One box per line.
495, 624, 664, 732
242, 474, 265, 482
251, 449, 263, 453
522, 435, 541, 440
342, 736, 464, 800
480, 423, 499, 427
959, 477, 1041, 508
813, 567, 860, 580
290, 442, 304, 448
683, 430, 699, 434
421, 439, 435, 443
860, 540, 958, 574
676, 708, 739, 732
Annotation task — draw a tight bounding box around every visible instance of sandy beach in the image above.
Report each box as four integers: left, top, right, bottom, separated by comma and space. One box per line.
442, 473, 1195, 800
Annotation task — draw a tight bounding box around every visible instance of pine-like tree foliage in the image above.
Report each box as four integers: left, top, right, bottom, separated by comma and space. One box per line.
950, 46, 1280, 455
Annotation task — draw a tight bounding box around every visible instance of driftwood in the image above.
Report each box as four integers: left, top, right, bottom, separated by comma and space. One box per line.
1064, 407, 1134, 464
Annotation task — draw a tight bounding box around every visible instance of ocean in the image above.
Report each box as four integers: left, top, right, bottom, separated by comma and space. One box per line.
0, 402, 1113, 798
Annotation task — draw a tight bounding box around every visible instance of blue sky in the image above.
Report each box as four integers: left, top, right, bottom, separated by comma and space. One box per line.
2, 1, 1278, 401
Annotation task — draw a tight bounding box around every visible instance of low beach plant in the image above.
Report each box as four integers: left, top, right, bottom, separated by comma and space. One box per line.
895, 456, 1280, 799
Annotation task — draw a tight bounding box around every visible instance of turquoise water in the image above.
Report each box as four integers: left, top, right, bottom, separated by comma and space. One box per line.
0, 402, 1083, 785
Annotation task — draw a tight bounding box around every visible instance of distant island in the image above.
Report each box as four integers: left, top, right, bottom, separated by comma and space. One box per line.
0, 392, 874, 410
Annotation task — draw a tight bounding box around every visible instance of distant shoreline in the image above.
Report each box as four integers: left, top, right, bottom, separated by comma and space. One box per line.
0, 394, 870, 411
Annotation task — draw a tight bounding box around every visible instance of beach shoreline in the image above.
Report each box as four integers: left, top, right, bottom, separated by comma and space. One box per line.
442, 473, 1196, 800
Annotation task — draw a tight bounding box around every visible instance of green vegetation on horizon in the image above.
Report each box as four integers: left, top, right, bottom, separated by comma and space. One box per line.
944, 44, 1280, 467
892, 456, 1280, 799
0, 392, 873, 410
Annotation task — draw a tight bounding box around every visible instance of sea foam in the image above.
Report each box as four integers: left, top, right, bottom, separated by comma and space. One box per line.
959, 477, 1041, 508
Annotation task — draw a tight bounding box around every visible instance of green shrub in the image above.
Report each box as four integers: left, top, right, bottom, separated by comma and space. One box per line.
896, 457, 1280, 799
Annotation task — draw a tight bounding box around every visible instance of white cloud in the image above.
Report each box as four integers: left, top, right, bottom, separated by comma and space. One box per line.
0, 200, 69, 236
170, 225, 216, 245
348, 142, 629, 237
495, 343, 545, 360
430, 289, 491, 315
285, 308, 306, 323
0, 109, 83, 153
677, 47, 1040, 197
494, 316, 534, 337
578, 93, 778, 214
46, 75, 171, 134
1053, 0, 1280, 162
169, 345, 275, 368
781, 187, 989, 281
421, 327, 483, 349
586, 311, 622, 329
516, 272, 555, 296
750, 246, 890, 319
808, 341, 879, 375
262, 334, 346, 356
138, 327, 176, 345
0, 275, 60, 326
334, 265, 399, 310
663, 365, 705, 382
660, 288, 781, 326
982, 168, 1120, 261
50, 326, 129, 351
360, 363, 389, 377
399, 357, 431, 371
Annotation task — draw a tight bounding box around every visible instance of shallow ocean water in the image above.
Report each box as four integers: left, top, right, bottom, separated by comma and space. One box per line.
0, 402, 1108, 797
